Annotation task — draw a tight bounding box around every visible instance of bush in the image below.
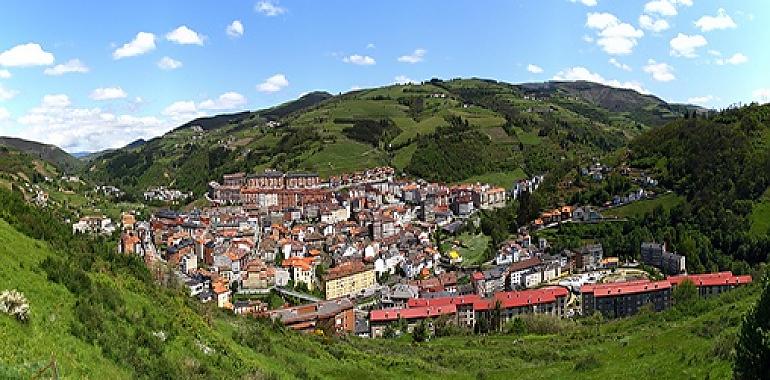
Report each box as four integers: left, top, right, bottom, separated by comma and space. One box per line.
0, 290, 30, 323
573, 354, 601, 371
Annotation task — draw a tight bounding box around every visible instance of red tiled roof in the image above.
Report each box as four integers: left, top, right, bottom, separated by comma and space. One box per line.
407, 294, 482, 308
582, 280, 670, 298
668, 272, 752, 287
370, 304, 457, 322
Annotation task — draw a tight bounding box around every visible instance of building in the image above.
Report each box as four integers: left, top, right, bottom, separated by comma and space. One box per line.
241, 259, 276, 293
581, 280, 672, 318
369, 305, 458, 338
72, 216, 115, 235
582, 271, 751, 318
323, 261, 377, 300
370, 286, 569, 337
668, 272, 752, 297
641, 242, 686, 275
267, 298, 355, 334
576, 244, 603, 271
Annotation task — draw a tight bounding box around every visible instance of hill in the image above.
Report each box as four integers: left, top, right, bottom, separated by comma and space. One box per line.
0, 186, 764, 379
85, 79, 687, 196
0, 137, 82, 173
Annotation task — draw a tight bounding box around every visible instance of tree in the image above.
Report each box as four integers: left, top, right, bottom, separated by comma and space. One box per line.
672, 279, 698, 306
734, 276, 770, 379
412, 319, 429, 343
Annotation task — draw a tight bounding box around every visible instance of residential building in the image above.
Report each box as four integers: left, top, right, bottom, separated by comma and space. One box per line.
324, 261, 377, 300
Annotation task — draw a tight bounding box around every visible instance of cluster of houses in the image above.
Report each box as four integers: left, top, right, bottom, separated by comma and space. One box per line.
110, 164, 755, 339
72, 215, 116, 235
143, 186, 193, 203
121, 167, 513, 315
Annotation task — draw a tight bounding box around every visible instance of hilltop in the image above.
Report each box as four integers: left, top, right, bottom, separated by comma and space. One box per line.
84, 79, 694, 196
0, 137, 82, 174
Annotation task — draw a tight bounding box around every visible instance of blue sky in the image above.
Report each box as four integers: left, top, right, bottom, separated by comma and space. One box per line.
0, 0, 768, 152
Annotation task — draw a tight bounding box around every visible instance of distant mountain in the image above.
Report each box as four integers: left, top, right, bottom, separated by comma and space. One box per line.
85, 78, 688, 195
71, 152, 93, 158
0, 136, 82, 173
171, 91, 333, 134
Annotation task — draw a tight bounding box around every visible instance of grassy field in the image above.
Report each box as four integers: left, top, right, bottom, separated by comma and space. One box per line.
0, 220, 130, 379
604, 192, 684, 219
441, 232, 492, 266
749, 187, 770, 237
463, 168, 527, 187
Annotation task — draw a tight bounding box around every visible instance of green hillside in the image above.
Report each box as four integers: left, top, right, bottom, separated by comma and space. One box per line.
0, 136, 82, 173
0, 186, 766, 379
85, 79, 690, 196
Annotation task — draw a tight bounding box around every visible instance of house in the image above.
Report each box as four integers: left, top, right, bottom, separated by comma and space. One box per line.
212, 280, 232, 309
241, 259, 276, 294
72, 216, 115, 235
268, 298, 356, 334
282, 257, 318, 291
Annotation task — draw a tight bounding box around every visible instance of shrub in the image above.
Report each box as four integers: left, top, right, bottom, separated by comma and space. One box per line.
0, 289, 30, 323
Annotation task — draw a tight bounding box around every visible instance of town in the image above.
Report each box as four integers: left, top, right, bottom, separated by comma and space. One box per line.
106, 166, 752, 338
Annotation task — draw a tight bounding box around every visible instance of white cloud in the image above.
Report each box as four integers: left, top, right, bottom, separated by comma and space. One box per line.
0, 43, 55, 67
643, 0, 690, 16
41, 94, 71, 108
43, 59, 89, 75
639, 14, 670, 32
586, 13, 644, 55
669, 33, 707, 58
113, 32, 156, 59
582, 35, 594, 43
608, 58, 632, 71
15, 95, 169, 152
0, 107, 9, 121
90, 87, 128, 101
157, 56, 183, 70
0, 70, 10, 79
643, 59, 675, 82
753, 88, 770, 104
366, 43, 376, 49
343, 54, 376, 65
227, 20, 244, 37
569, 0, 597, 6
527, 64, 544, 74
715, 53, 748, 66
162, 100, 204, 119
695, 8, 737, 32
708, 49, 721, 56
255, 1, 286, 16
552, 66, 648, 93
256, 74, 289, 92
0, 84, 17, 101
198, 92, 247, 110
397, 48, 427, 63
687, 95, 715, 105
644, 0, 677, 16
393, 75, 417, 85
166, 25, 204, 45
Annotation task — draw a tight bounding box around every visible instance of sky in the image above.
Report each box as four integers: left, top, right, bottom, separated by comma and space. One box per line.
0, 0, 768, 153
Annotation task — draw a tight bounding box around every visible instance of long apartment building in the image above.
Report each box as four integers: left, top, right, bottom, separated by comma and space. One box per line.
581, 271, 752, 318
369, 286, 569, 337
